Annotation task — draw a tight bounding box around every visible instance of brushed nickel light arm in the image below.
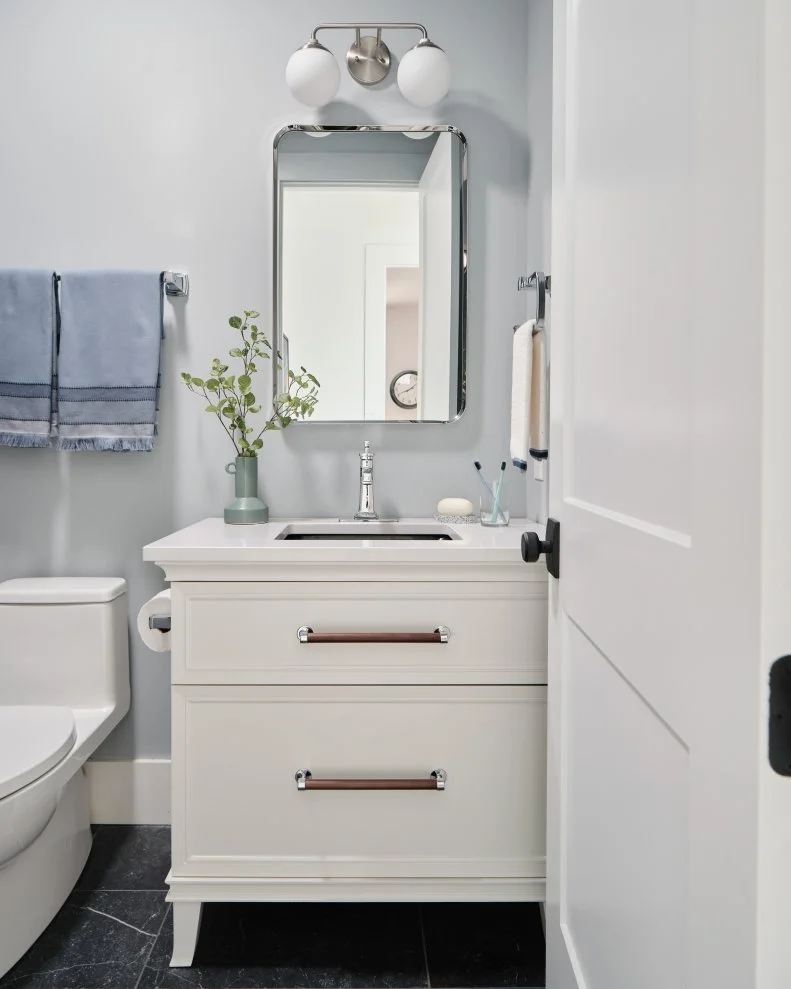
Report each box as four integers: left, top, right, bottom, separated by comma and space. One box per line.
308, 23, 430, 86
310, 23, 429, 42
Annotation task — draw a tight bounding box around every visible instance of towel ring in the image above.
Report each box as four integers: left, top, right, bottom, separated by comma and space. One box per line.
517, 271, 551, 329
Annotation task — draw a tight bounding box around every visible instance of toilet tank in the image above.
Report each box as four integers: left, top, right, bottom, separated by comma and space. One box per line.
0, 578, 130, 711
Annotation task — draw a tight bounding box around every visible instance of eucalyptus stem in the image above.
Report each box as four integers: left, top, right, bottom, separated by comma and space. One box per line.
181, 311, 321, 457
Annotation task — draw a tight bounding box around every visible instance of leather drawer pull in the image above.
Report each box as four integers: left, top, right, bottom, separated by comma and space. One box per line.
295, 769, 447, 791
297, 626, 450, 644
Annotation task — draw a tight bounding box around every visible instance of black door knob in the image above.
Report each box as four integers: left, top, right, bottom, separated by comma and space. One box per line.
521, 519, 560, 579
521, 531, 542, 564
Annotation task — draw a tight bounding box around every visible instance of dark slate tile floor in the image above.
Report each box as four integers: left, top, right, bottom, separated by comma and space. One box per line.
0, 826, 545, 989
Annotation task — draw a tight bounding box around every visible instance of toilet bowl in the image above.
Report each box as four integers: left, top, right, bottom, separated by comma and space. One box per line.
0, 577, 130, 978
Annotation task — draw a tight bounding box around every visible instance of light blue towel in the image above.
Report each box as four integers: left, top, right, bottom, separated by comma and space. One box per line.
0, 270, 57, 448
57, 271, 163, 452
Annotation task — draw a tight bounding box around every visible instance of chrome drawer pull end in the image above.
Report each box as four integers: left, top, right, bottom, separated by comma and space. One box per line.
431, 768, 447, 790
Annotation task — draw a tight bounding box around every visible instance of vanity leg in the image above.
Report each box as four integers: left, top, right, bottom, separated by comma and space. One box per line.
170, 901, 203, 967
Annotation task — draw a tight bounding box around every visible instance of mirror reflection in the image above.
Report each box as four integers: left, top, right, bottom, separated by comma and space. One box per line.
274, 127, 466, 422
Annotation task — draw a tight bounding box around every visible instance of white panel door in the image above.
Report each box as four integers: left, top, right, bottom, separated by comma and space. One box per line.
546, 2, 770, 988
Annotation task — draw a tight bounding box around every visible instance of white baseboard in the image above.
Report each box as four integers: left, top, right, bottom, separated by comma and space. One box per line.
85, 759, 171, 825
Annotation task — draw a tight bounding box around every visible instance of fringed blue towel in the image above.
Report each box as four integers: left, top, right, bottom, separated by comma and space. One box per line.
57, 271, 163, 452
0, 270, 56, 448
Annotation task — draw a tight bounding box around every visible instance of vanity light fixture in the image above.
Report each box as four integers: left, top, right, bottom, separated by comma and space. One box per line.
286, 23, 450, 108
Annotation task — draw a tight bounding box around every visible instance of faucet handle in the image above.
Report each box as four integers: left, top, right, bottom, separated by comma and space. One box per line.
360, 440, 373, 461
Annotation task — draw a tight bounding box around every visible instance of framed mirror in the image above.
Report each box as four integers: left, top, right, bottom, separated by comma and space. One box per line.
273, 125, 467, 423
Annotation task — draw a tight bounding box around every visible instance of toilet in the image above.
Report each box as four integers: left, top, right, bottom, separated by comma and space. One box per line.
0, 577, 130, 977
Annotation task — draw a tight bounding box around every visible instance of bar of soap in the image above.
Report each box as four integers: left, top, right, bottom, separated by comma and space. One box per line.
437, 497, 474, 517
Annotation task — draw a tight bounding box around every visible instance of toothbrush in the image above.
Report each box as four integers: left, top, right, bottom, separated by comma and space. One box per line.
473, 461, 507, 523
490, 461, 507, 523
473, 461, 497, 501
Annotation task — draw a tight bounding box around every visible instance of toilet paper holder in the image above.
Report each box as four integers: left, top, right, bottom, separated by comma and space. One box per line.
148, 615, 172, 632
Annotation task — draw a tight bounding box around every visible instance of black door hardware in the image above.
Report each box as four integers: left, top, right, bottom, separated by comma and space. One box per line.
521, 518, 560, 579
769, 656, 791, 776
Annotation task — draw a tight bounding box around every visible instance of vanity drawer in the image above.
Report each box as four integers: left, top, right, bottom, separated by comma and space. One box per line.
171, 582, 547, 685
171, 684, 547, 880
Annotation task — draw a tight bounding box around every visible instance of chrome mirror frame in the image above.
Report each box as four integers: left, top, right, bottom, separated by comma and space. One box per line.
272, 124, 468, 424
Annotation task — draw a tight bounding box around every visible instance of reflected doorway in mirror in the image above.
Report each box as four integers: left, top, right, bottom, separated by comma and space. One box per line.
273, 125, 467, 423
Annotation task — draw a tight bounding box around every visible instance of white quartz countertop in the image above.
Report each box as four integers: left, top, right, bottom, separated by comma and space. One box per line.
143, 517, 546, 568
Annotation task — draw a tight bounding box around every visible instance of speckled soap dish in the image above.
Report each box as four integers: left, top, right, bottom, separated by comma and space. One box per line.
434, 513, 478, 525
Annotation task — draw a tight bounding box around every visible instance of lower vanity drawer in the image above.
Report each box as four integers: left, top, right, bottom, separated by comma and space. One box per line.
171, 685, 547, 881
171, 581, 548, 685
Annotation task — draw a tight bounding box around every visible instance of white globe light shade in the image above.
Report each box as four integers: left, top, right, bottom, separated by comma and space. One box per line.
286, 43, 340, 108
397, 41, 450, 107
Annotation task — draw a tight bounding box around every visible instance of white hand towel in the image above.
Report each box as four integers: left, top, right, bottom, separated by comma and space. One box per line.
510, 319, 535, 472
529, 324, 548, 480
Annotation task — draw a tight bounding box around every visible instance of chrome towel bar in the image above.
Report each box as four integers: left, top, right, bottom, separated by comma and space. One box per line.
53, 271, 189, 299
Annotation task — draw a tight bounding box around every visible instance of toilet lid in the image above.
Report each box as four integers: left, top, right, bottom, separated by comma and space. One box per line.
0, 706, 76, 800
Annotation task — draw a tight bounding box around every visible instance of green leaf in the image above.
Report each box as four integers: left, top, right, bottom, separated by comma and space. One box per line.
205, 405, 219, 413
245, 310, 260, 319
238, 375, 251, 393
181, 372, 191, 382
222, 406, 234, 418
190, 377, 205, 388
229, 348, 243, 358
225, 375, 235, 389
253, 438, 263, 450
245, 392, 255, 407
206, 379, 219, 391
229, 316, 243, 329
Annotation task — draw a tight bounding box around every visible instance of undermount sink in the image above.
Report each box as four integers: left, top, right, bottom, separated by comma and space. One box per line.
275, 522, 459, 542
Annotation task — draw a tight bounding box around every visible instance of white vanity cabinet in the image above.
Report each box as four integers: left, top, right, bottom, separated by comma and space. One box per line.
144, 518, 548, 967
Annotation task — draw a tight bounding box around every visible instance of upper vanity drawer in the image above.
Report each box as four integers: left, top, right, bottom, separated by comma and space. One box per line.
171, 582, 547, 685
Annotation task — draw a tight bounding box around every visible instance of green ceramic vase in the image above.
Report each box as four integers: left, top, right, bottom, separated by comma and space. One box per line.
224, 456, 269, 524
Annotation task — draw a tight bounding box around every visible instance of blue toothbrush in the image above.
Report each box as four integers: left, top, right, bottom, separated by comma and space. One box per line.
473, 461, 507, 523
490, 461, 507, 523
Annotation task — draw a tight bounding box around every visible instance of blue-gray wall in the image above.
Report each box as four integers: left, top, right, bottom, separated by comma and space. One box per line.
525, 0, 554, 524
0, 0, 551, 759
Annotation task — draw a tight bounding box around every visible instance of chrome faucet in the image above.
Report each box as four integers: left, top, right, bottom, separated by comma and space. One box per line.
353, 440, 378, 520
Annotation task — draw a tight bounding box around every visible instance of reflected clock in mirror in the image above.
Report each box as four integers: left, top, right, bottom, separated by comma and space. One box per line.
273, 125, 467, 423
390, 370, 418, 410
